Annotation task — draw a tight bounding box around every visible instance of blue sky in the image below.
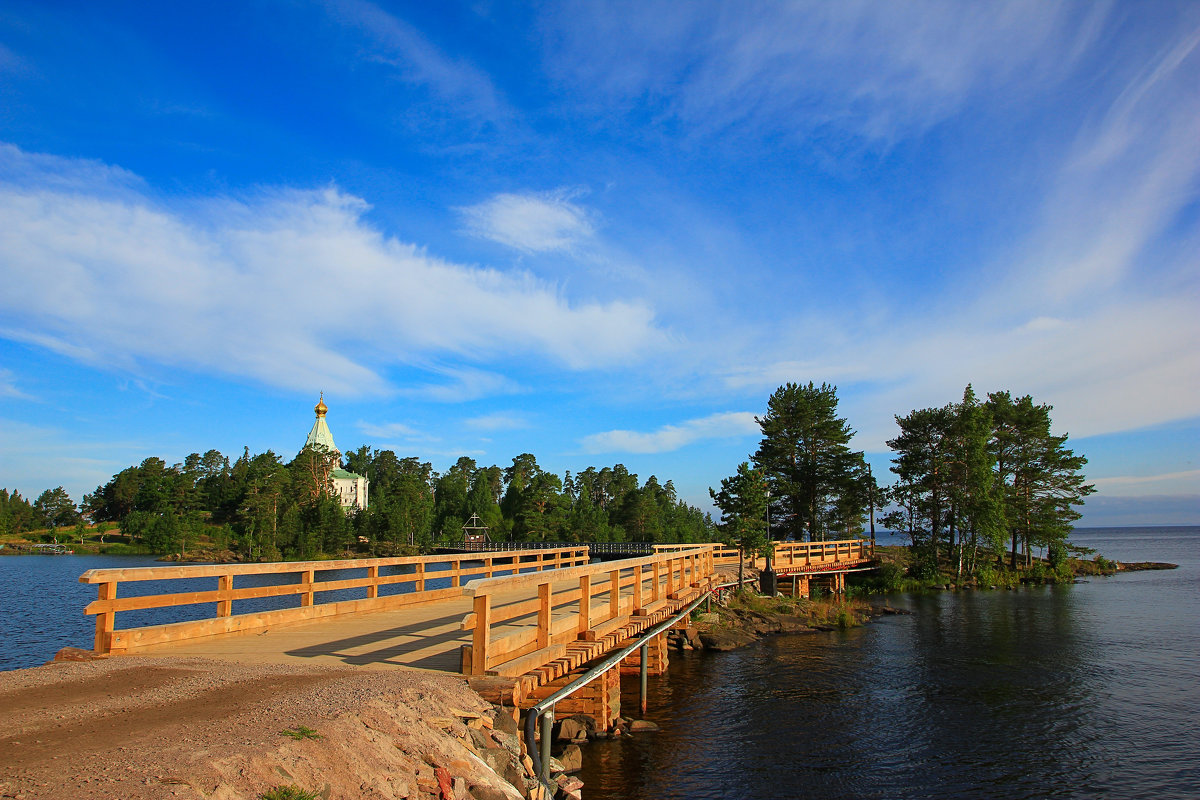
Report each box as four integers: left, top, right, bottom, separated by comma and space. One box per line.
1, 1, 1197, 526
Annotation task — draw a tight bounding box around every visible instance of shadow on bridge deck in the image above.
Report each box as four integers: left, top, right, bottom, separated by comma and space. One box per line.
132, 599, 477, 673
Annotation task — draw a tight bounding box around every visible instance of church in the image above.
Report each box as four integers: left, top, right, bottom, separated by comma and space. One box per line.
305, 394, 369, 511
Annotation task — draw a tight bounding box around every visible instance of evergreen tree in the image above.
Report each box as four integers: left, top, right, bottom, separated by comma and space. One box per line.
986, 392, 1094, 568
753, 382, 867, 540
710, 462, 769, 588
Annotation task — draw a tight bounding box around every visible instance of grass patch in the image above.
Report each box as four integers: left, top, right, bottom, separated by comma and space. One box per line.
279, 725, 323, 741
260, 786, 321, 800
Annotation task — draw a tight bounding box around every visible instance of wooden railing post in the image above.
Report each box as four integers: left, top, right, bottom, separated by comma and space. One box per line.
652, 561, 662, 602
451, 558, 461, 588
367, 565, 379, 599
415, 562, 426, 592
633, 564, 644, 613
486, 557, 494, 578
301, 569, 315, 607
94, 581, 117, 653
538, 582, 552, 649
578, 574, 592, 637
608, 568, 620, 620
471, 593, 491, 674
217, 574, 233, 617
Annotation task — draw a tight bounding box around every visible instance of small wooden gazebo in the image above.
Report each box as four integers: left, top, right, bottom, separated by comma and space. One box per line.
462, 513, 490, 544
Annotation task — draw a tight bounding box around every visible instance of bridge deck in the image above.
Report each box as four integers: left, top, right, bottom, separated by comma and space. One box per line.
131, 596, 476, 671
125, 579, 659, 673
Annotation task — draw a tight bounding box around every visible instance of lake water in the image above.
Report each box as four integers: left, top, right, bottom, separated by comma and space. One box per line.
578, 526, 1200, 799
3, 528, 1196, 798
0, 553, 510, 671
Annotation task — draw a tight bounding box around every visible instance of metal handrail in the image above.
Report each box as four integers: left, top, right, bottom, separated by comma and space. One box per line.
523, 589, 715, 788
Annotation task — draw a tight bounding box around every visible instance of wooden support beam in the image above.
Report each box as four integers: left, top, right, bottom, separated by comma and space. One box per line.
93, 581, 116, 653
216, 574, 233, 617
471, 593, 491, 675
537, 582, 552, 649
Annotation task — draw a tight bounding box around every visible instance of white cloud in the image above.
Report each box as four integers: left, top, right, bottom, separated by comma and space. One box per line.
0, 420, 142, 502
398, 367, 524, 404
707, 17, 1200, 451
459, 190, 595, 253
0, 368, 33, 400
582, 411, 759, 454
322, 0, 508, 122
0, 144, 669, 396
543, 1, 1104, 142
1091, 469, 1200, 496
465, 412, 529, 431
355, 420, 425, 440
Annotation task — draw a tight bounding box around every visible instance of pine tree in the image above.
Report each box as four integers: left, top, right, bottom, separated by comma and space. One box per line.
753, 382, 867, 541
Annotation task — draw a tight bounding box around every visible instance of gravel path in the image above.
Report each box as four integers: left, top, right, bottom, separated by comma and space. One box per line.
0, 656, 502, 799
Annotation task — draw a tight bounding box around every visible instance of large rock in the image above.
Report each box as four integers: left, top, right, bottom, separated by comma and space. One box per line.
555, 715, 596, 742
493, 705, 520, 736
556, 774, 585, 800
557, 744, 582, 773
491, 729, 523, 758
699, 628, 757, 651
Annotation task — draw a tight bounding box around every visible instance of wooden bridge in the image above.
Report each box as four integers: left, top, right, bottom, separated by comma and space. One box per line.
78, 538, 872, 729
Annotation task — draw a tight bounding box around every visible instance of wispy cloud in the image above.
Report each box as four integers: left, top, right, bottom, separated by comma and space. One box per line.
704, 14, 1200, 450
398, 367, 524, 404
322, 0, 508, 123
542, 1, 1104, 142
0, 420, 144, 501
465, 412, 530, 431
0, 144, 669, 396
0, 368, 34, 400
1091, 469, 1200, 496
459, 189, 595, 253
582, 411, 758, 454
355, 420, 427, 440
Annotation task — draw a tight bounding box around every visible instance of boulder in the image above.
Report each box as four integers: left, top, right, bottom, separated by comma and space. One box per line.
51, 647, 105, 662
555, 774, 585, 800
629, 719, 660, 733
557, 744, 583, 773
555, 718, 588, 742
469, 783, 516, 800
491, 729, 523, 758
699, 628, 757, 651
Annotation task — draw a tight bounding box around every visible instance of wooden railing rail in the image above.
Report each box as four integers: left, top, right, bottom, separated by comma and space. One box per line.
701, 538, 872, 567
771, 539, 871, 569
80, 547, 589, 655
460, 544, 718, 677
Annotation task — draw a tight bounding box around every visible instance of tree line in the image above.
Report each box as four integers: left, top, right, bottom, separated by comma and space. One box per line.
710, 382, 1093, 581
3, 447, 715, 559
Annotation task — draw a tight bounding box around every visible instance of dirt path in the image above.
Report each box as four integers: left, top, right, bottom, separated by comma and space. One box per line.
0, 656, 504, 800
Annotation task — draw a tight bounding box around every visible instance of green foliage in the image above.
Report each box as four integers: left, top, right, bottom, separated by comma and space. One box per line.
974, 564, 1001, 588
876, 561, 905, 592
52, 442, 715, 561
279, 725, 322, 741
260, 786, 321, 800
1047, 540, 1068, 569
752, 382, 870, 541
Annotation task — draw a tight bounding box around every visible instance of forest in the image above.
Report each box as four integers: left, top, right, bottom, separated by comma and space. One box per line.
3, 382, 1093, 576
710, 382, 1094, 585
0, 449, 715, 560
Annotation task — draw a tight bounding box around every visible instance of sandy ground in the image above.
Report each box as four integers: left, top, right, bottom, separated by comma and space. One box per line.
0, 656, 514, 800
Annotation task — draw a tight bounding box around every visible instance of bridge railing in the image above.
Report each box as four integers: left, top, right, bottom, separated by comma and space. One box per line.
79, 547, 589, 655
771, 539, 872, 571
675, 538, 872, 568
446, 540, 661, 556
656, 542, 740, 563
461, 544, 718, 677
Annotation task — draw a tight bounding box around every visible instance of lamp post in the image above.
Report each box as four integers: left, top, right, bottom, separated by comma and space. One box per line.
760, 486, 777, 596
